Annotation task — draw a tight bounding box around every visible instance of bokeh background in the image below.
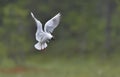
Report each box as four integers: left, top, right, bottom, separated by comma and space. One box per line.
0, 0, 120, 77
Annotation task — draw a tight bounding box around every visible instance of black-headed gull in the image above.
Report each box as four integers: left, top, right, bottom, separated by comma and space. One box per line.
31, 12, 61, 50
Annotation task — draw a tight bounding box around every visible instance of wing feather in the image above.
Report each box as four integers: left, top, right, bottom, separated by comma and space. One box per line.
44, 13, 61, 33
31, 12, 43, 41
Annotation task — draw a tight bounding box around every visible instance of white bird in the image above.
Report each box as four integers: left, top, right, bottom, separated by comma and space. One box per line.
31, 12, 61, 50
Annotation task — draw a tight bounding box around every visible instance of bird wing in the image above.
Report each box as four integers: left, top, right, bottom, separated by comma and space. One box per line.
31, 12, 44, 41
44, 13, 61, 33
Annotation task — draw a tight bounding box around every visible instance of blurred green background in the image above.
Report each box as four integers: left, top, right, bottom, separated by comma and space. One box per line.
0, 0, 120, 77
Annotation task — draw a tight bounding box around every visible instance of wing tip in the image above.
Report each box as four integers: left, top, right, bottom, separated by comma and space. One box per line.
31, 12, 34, 18
57, 12, 61, 16
54, 12, 61, 19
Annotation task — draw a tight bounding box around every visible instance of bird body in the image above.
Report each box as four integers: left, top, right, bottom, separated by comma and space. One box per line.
31, 12, 61, 50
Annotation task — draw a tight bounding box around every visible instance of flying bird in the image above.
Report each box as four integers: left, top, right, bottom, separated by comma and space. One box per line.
31, 12, 61, 50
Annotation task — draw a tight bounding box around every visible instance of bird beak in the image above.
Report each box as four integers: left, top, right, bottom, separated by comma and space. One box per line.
51, 37, 55, 41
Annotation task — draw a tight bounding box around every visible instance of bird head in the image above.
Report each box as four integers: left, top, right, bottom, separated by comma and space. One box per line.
46, 33, 53, 39
46, 33, 55, 43
51, 36, 55, 41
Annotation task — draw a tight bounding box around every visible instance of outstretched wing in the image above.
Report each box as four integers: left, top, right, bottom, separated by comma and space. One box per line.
31, 12, 43, 41
44, 13, 61, 33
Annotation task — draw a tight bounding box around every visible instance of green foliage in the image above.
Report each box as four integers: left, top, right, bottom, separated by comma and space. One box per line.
0, 56, 120, 77
0, 0, 120, 76
0, 0, 120, 61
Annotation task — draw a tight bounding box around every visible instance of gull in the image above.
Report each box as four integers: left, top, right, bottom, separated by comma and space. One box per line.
31, 12, 61, 50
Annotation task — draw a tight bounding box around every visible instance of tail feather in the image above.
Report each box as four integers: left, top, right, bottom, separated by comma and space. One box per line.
34, 42, 47, 50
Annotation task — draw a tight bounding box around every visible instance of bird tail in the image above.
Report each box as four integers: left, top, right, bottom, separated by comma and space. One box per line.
34, 42, 47, 50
